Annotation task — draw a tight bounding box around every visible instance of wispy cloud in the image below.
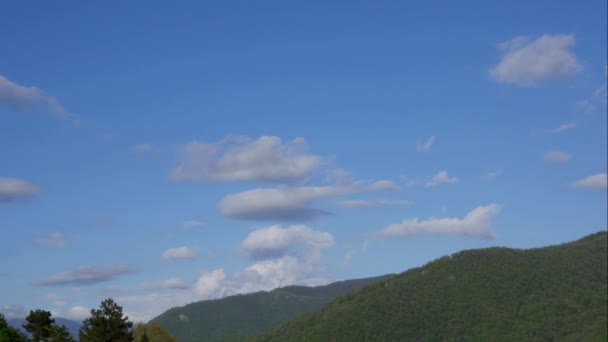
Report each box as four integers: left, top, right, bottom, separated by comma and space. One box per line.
218, 178, 400, 221
182, 220, 203, 229
578, 84, 607, 114
161, 246, 199, 260
375, 204, 500, 240
171, 136, 324, 182
35, 232, 66, 247
130, 143, 154, 153
337, 198, 412, 208
483, 170, 502, 180
573, 173, 607, 190
0, 176, 39, 203
416, 136, 435, 152
42, 293, 66, 305
544, 150, 572, 163
552, 123, 576, 133
32, 265, 134, 286
426, 170, 458, 187
490, 34, 581, 86
0, 74, 69, 117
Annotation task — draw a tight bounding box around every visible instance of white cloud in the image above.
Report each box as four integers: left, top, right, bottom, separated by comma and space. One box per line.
218, 179, 400, 221
579, 84, 607, 114
35, 231, 66, 247
337, 198, 412, 208
553, 123, 576, 133
426, 170, 459, 187
182, 220, 203, 229
115, 249, 331, 323
241, 225, 334, 260
130, 143, 154, 153
0, 74, 68, 117
170, 136, 323, 182
490, 34, 581, 86
161, 246, 199, 260
111, 230, 333, 322
32, 265, 134, 286
573, 173, 607, 190
416, 136, 435, 152
544, 150, 572, 163
231, 253, 328, 294
62, 306, 90, 321
375, 204, 500, 239
0, 176, 39, 203
193, 269, 227, 297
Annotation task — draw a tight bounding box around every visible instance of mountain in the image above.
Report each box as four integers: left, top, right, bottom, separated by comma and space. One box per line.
150, 274, 392, 341
8, 317, 81, 339
258, 231, 607, 341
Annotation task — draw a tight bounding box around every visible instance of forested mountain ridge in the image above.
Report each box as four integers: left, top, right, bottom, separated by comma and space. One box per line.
150, 274, 392, 341
257, 231, 607, 341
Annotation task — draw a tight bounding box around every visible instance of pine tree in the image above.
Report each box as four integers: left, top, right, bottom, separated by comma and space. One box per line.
0, 313, 27, 342
49, 325, 76, 342
23, 309, 54, 342
79, 298, 133, 342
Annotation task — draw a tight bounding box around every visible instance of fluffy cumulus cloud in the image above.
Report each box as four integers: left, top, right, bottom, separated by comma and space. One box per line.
32, 265, 134, 286
115, 250, 331, 322
0, 74, 68, 116
113, 225, 334, 320
161, 246, 199, 260
218, 179, 400, 221
337, 198, 412, 208
490, 34, 581, 86
426, 170, 458, 187
0, 176, 39, 203
192, 269, 227, 297
416, 136, 435, 152
375, 204, 500, 239
241, 225, 334, 260
170, 136, 323, 182
35, 231, 66, 247
544, 150, 572, 163
573, 173, 607, 190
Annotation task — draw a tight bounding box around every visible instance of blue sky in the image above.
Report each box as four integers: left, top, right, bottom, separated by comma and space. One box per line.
1, 0, 606, 322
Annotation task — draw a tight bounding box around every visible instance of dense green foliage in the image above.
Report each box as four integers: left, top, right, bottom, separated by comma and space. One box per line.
48, 325, 76, 342
0, 314, 27, 342
79, 298, 133, 342
258, 232, 608, 341
23, 309, 54, 342
150, 275, 391, 341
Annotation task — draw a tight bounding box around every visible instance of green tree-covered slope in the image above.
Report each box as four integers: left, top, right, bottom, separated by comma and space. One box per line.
258, 232, 607, 341
150, 275, 391, 341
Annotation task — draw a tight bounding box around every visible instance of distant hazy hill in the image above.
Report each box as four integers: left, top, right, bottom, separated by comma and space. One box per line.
259, 232, 607, 341
8, 317, 81, 339
150, 275, 392, 341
